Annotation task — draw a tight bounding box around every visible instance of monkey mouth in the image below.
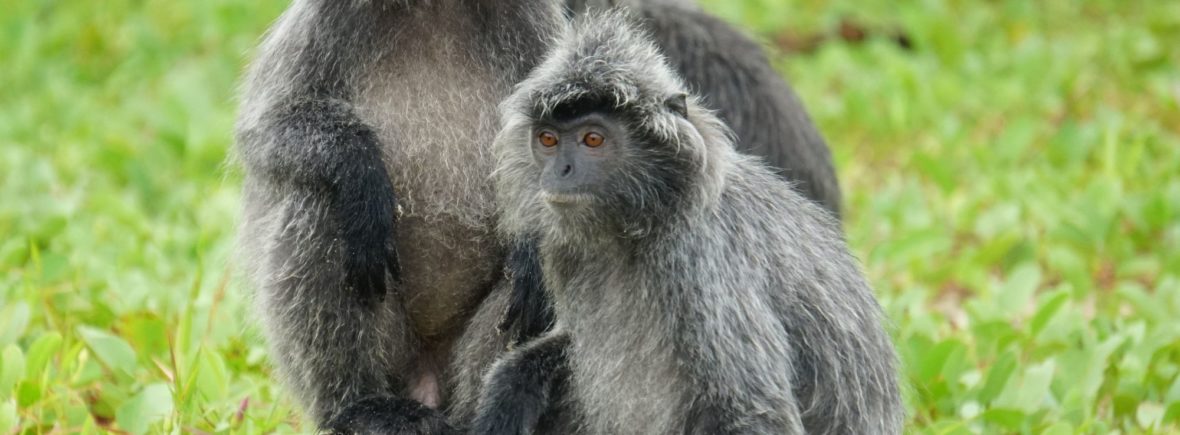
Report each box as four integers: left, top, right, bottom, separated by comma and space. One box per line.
542, 191, 594, 206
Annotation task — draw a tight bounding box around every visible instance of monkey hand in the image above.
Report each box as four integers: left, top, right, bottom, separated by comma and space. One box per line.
472, 332, 569, 435
500, 237, 555, 344
471, 395, 540, 435
335, 160, 402, 307
325, 396, 458, 435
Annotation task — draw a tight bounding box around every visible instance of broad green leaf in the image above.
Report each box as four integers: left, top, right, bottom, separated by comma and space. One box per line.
914, 151, 956, 193
1045, 246, 1087, 292
1138, 402, 1165, 430
1117, 283, 1167, 323
76, 326, 137, 378
980, 407, 1025, 431
0, 399, 16, 432
24, 332, 62, 379
995, 359, 1056, 412
972, 320, 1020, 359
121, 316, 168, 358
1030, 290, 1069, 337
978, 351, 1017, 403
16, 380, 39, 407
973, 203, 1021, 239
997, 263, 1041, 316
65, 402, 92, 428
916, 339, 965, 383
1167, 372, 1180, 403
0, 303, 30, 348
116, 383, 174, 435
0, 238, 28, 266
1056, 335, 1123, 406
1041, 422, 1075, 435
194, 348, 229, 401
1164, 401, 1180, 425
0, 346, 24, 399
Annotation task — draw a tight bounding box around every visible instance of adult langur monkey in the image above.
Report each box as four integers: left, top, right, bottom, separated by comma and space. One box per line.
236, 1, 566, 432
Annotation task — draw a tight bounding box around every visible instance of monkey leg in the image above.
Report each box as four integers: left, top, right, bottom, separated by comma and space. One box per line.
445, 278, 515, 428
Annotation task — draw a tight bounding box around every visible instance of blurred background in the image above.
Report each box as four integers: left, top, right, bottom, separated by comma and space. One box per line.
1, 0, 1178, 433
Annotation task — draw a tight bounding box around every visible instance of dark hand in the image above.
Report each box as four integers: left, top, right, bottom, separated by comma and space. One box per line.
335, 155, 401, 307
500, 237, 555, 344
326, 396, 457, 435
472, 332, 570, 435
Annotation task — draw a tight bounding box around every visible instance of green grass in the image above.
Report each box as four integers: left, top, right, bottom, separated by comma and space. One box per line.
1, 0, 1177, 433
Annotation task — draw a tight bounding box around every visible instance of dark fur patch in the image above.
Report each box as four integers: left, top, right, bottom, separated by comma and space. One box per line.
548, 93, 615, 121
472, 334, 571, 435
533, 90, 645, 124
266, 99, 401, 308
501, 237, 555, 344
326, 396, 456, 434
633, 3, 843, 217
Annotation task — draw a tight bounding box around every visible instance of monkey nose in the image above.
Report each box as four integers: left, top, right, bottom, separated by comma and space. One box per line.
559, 164, 574, 177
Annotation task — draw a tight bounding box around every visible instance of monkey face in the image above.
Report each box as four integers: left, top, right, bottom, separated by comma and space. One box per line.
530, 112, 630, 210
512, 99, 701, 240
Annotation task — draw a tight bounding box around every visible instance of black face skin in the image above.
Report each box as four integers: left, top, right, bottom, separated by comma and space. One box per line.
532, 112, 628, 208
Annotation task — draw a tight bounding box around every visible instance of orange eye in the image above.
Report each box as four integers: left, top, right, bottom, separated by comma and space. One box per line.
584, 132, 604, 147
539, 131, 558, 147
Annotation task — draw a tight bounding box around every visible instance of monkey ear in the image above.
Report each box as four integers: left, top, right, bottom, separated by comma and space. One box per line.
664, 93, 688, 118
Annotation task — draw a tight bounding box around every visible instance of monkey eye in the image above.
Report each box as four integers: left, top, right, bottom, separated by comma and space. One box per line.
583, 132, 604, 147
538, 131, 559, 147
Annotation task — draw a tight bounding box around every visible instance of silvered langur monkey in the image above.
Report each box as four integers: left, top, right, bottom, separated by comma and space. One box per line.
494, 0, 844, 373
235, 1, 564, 432
474, 11, 903, 434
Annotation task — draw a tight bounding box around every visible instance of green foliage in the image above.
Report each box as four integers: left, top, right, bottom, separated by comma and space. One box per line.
1, 0, 1177, 432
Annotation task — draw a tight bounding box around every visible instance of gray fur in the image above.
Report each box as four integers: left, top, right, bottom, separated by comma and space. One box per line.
566, 0, 699, 12
483, 11, 902, 434
235, 0, 564, 431
566, 0, 841, 216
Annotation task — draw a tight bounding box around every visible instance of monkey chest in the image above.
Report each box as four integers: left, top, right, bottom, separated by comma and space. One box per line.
350, 49, 511, 338
567, 317, 689, 434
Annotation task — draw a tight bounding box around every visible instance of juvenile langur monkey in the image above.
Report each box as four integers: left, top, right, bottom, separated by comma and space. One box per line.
494, 0, 844, 364
475, 11, 903, 435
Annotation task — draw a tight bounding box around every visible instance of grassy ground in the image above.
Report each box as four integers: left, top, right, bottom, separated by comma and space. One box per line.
1, 0, 1177, 433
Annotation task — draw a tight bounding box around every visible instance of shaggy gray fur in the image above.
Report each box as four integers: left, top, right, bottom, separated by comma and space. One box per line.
491, 0, 845, 367
235, 0, 564, 432
566, 0, 699, 11
481, 11, 902, 434
565, 0, 841, 216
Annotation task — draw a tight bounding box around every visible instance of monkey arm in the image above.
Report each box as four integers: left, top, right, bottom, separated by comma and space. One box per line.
472, 331, 571, 435
239, 94, 454, 431
237, 0, 404, 306
239, 98, 399, 306
238, 96, 436, 431
500, 236, 557, 344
